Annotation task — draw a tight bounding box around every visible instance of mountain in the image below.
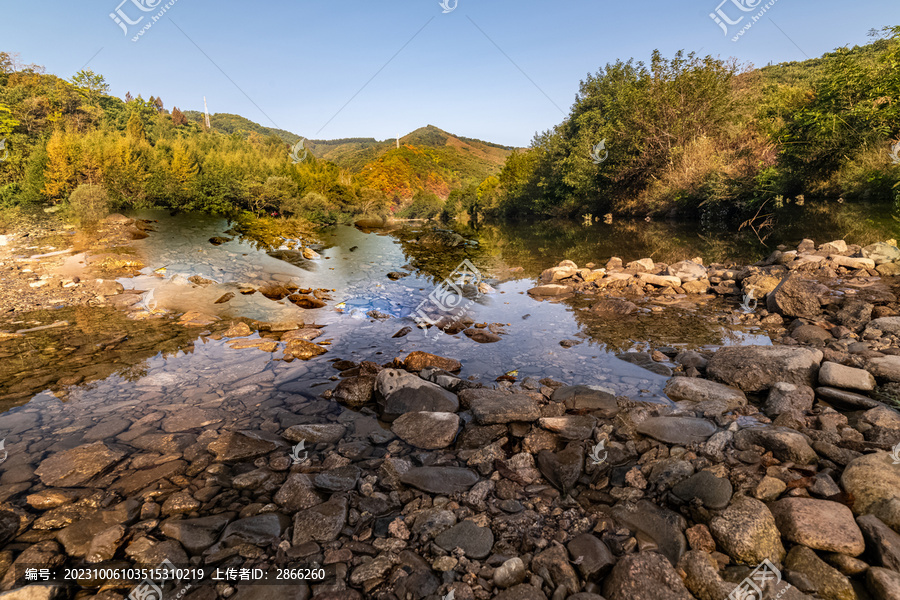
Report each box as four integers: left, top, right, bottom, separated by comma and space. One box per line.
187, 117, 516, 199
182, 111, 301, 145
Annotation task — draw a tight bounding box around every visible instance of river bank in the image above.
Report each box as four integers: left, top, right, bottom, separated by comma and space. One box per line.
1, 215, 900, 600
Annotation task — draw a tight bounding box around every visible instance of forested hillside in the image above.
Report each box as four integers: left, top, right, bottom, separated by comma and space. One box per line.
491, 26, 900, 224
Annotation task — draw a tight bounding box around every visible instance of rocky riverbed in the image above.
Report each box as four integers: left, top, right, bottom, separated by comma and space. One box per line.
2, 226, 900, 600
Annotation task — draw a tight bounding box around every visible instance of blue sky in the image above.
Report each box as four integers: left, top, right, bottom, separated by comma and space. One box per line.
2, 0, 899, 146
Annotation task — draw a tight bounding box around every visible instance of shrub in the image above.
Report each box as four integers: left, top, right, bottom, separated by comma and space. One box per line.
68, 183, 110, 226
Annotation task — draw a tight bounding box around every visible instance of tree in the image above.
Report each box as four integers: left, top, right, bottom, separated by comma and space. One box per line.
171, 107, 187, 127
0, 104, 20, 136
42, 130, 76, 201
70, 70, 109, 107
126, 111, 147, 141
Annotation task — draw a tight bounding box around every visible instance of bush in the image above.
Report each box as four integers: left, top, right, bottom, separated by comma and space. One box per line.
68, 183, 110, 225
281, 192, 342, 224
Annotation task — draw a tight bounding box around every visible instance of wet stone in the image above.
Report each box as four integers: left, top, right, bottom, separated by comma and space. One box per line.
636, 417, 717, 445
292, 496, 349, 545
769, 498, 865, 556
34, 441, 126, 487
274, 473, 325, 512
471, 393, 540, 424
208, 431, 278, 462
434, 520, 494, 559
672, 470, 733, 510
283, 424, 347, 444
400, 467, 480, 494
314, 466, 361, 492
391, 412, 459, 449
160, 513, 234, 554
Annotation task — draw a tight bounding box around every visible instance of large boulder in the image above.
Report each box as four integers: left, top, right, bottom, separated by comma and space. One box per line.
602, 552, 694, 600
664, 377, 746, 410
709, 496, 785, 564
667, 260, 707, 282
707, 346, 823, 393
769, 498, 865, 555
841, 452, 900, 530
766, 272, 828, 319
863, 242, 900, 265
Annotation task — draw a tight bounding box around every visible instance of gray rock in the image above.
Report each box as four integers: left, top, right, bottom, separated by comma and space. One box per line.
283, 424, 347, 444
858, 406, 900, 445
709, 495, 786, 564
494, 557, 527, 589
58, 502, 138, 558
836, 300, 873, 333
672, 471, 733, 510
678, 550, 737, 600
611, 500, 687, 566
616, 352, 673, 377
602, 552, 694, 600
819, 361, 876, 391
767, 272, 827, 319
567, 534, 615, 579
400, 467, 480, 494
537, 416, 597, 440
208, 431, 277, 462
867, 567, 900, 600
292, 495, 348, 545
668, 260, 707, 282
532, 543, 580, 595
551, 385, 619, 417
664, 377, 746, 410
842, 452, 900, 530
863, 242, 900, 265
816, 387, 882, 410
375, 369, 459, 420
332, 375, 376, 408
435, 520, 494, 559
85, 525, 126, 563
494, 584, 548, 600
636, 417, 717, 445
785, 545, 856, 600
274, 473, 325, 512
708, 346, 823, 393
857, 514, 900, 571
471, 394, 540, 424
770, 498, 865, 555
160, 408, 224, 432
537, 445, 584, 494
591, 297, 638, 317
867, 355, 900, 383
675, 351, 708, 369
765, 382, 815, 416
160, 514, 234, 554
866, 318, 900, 337
391, 412, 459, 449
528, 284, 572, 296
34, 442, 125, 487
314, 466, 361, 492
734, 427, 818, 465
